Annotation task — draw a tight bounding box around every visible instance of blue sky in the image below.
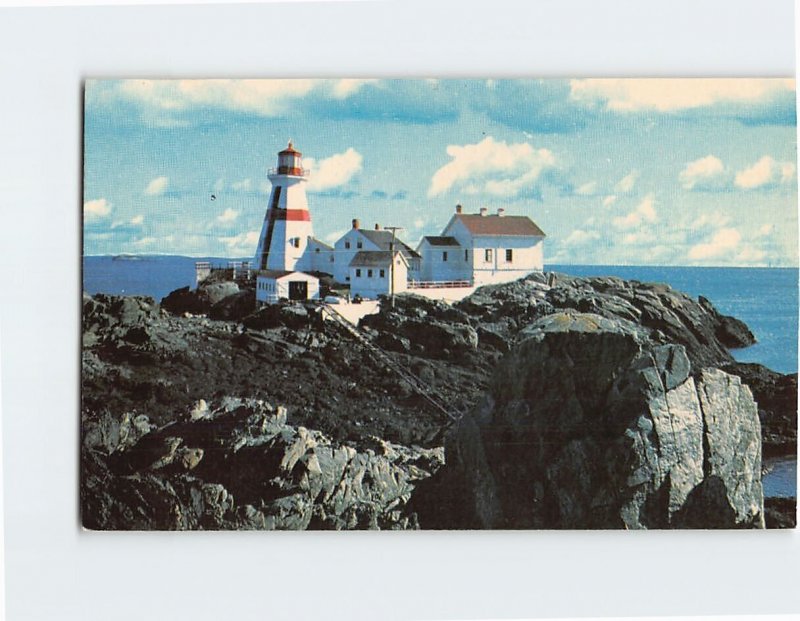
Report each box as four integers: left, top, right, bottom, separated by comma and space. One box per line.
83, 78, 798, 266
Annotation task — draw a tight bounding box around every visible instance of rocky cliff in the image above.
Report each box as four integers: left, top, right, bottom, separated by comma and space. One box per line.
413, 312, 765, 529
81, 270, 794, 529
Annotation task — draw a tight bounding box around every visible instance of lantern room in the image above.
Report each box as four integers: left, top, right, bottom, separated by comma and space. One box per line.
274, 141, 305, 176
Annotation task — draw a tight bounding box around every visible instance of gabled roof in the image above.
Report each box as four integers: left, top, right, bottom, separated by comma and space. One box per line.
421, 236, 461, 247
455, 214, 546, 237
358, 229, 421, 259
348, 251, 409, 268
308, 237, 333, 250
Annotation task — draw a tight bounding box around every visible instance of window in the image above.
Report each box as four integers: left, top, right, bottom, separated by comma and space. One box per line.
356, 269, 361, 277
357, 241, 363, 249
506, 249, 513, 262
315, 248, 320, 253
345, 241, 351, 249
293, 238, 300, 249
379, 269, 385, 278
443, 251, 448, 262
329, 256, 334, 263
485, 249, 493, 262
367, 269, 373, 278
464, 249, 468, 261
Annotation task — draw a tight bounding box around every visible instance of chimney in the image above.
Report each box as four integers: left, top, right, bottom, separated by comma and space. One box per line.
352, 218, 360, 230
375, 223, 381, 230
497, 208, 505, 217
455, 204, 463, 214
479, 207, 488, 217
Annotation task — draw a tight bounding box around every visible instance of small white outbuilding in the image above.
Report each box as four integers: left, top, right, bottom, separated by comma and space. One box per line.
255, 270, 320, 305
348, 251, 408, 300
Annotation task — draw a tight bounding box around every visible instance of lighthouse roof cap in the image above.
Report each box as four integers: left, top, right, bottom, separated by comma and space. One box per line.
279, 140, 301, 156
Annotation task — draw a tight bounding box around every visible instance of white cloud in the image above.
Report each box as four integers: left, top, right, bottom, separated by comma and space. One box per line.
570, 78, 794, 112
563, 229, 600, 246
217, 208, 239, 223
145, 176, 169, 196
756, 223, 775, 237
231, 178, 252, 192
84, 198, 112, 221
133, 236, 158, 248
734, 246, 767, 263
734, 155, 796, 190
621, 229, 657, 246
574, 181, 597, 196
428, 136, 557, 198
332, 79, 379, 98
687, 227, 742, 260
614, 170, 639, 194
130, 214, 144, 225
219, 230, 260, 256
324, 229, 347, 244
693, 211, 730, 230
679, 155, 727, 190
612, 194, 657, 230
413, 218, 426, 229
602, 195, 617, 207
113, 79, 376, 118
305, 148, 363, 192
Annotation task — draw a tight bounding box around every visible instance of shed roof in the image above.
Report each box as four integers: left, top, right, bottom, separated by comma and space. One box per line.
257, 269, 318, 281
422, 235, 461, 247
348, 251, 409, 268
455, 214, 546, 237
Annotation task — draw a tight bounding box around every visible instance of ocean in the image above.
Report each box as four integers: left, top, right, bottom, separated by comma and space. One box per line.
83, 256, 797, 499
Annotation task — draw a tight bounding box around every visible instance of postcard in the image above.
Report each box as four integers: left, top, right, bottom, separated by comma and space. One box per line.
81, 78, 797, 530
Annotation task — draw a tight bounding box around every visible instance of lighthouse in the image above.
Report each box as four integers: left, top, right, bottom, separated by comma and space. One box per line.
254, 142, 314, 271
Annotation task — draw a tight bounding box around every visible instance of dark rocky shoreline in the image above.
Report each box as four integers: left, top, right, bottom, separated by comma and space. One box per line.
81, 271, 797, 529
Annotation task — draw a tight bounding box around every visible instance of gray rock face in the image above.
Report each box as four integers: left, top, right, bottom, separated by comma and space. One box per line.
82, 398, 444, 530
361, 294, 479, 359
422, 311, 764, 529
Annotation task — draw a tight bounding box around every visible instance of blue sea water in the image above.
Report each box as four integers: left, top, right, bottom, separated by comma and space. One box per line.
83, 255, 251, 304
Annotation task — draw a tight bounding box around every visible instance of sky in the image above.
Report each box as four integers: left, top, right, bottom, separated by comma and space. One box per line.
83, 78, 798, 266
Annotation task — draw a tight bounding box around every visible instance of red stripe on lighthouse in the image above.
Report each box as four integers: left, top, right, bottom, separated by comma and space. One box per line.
272, 209, 311, 222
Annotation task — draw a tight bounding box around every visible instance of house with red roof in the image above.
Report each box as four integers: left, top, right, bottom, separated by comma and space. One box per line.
417, 204, 546, 286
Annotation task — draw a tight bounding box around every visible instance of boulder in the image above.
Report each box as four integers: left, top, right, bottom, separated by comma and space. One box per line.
417, 311, 765, 529
161, 281, 241, 316
242, 303, 312, 331
209, 289, 255, 321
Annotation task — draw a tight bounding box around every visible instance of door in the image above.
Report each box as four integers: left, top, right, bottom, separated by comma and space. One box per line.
288, 280, 308, 301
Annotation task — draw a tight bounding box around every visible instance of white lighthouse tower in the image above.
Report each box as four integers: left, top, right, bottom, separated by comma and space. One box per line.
254, 141, 314, 271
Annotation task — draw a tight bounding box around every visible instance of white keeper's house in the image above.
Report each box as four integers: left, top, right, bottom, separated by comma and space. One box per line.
332, 219, 421, 285
416, 204, 546, 286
